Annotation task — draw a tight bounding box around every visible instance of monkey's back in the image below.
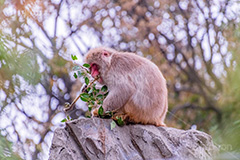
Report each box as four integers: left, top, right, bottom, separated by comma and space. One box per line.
111, 52, 168, 126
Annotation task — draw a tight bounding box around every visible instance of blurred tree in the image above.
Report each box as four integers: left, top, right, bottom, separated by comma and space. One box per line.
0, 0, 239, 159
0, 1, 78, 159
0, 133, 22, 160
210, 25, 240, 158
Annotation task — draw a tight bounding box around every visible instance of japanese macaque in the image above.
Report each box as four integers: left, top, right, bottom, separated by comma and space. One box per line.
84, 47, 168, 127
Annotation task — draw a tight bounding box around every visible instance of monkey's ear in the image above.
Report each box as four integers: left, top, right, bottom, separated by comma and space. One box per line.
102, 50, 111, 57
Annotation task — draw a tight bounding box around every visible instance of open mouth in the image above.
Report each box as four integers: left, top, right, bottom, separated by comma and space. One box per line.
90, 63, 100, 78
90, 63, 103, 83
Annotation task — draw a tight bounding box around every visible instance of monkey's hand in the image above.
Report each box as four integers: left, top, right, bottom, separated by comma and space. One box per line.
91, 108, 99, 117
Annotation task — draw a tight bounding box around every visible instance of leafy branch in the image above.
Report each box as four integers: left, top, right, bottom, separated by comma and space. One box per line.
62, 54, 124, 129
63, 75, 100, 113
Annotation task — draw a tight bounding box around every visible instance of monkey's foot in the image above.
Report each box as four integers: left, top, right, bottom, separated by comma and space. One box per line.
91, 108, 113, 118
155, 123, 167, 127
111, 113, 130, 126
112, 114, 127, 121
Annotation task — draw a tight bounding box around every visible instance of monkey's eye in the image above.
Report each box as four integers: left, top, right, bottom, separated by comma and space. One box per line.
102, 51, 110, 57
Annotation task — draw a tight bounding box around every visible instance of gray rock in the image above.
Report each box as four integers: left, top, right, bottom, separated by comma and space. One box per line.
49, 117, 218, 160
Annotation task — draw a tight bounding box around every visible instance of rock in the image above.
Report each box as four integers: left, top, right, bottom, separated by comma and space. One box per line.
49, 117, 218, 160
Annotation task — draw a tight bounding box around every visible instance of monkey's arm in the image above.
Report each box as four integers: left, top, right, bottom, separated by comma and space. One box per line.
103, 84, 134, 111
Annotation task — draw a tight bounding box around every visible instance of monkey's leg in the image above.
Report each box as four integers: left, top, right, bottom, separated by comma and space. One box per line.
102, 85, 134, 111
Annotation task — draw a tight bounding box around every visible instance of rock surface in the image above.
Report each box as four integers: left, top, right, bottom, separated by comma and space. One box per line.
49, 117, 218, 160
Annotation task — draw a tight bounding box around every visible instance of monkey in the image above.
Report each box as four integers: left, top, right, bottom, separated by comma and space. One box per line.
84, 47, 168, 127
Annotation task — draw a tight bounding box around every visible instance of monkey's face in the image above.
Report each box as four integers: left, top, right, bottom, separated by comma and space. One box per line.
85, 47, 113, 84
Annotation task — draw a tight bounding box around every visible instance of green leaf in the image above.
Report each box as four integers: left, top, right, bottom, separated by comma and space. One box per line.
80, 97, 88, 102
96, 89, 100, 92
61, 118, 67, 122
71, 55, 78, 60
88, 107, 92, 112
88, 105, 93, 111
104, 92, 109, 97
73, 72, 77, 79
116, 116, 124, 126
88, 88, 93, 94
87, 87, 91, 92
97, 94, 103, 99
98, 106, 104, 116
83, 63, 90, 68
81, 93, 89, 99
73, 65, 80, 71
80, 93, 89, 102
78, 71, 84, 77
85, 77, 89, 85
101, 85, 108, 92
97, 100, 103, 105
67, 115, 70, 120
110, 120, 116, 130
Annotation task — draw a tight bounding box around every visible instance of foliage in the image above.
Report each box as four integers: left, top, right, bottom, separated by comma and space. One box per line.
0, 40, 41, 102
110, 120, 117, 130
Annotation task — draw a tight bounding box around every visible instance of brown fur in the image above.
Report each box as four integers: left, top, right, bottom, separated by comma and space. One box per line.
85, 47, 168, 126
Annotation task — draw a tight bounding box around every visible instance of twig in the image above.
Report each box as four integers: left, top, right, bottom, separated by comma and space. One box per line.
78, 64, 90, 74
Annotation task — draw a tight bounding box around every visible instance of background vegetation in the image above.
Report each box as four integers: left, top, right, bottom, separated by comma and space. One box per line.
0, 0, 239, 159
